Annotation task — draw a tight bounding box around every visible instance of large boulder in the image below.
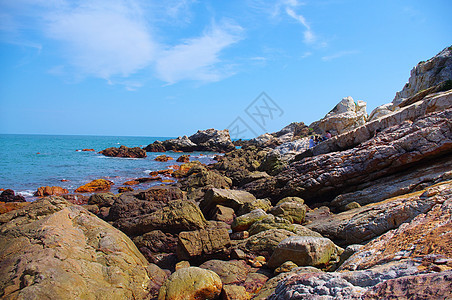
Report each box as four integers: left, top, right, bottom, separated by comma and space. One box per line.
200, 188, 256, 219
177, 226, 231, 262
34, 186, 68, 197
392, 45, 452, 107
231, 209, 268, 232
0, 189, 25, 203
269, 197, 306, 224
74, 179, 113, 193
99, 145, 147, 158
163, 135, 197, 152
0, 197, 167, 299
158, 267, 222, 300
188, 128, 235, 152
310, 96, 367, 136
114, 199, 207, 236
267, 236, 339, 269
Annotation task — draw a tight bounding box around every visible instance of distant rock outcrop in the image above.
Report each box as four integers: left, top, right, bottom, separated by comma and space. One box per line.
144, 129, 235, 153
99, 145, 147, 158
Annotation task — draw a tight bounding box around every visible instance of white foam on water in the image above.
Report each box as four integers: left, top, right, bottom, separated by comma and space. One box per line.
17, 190, 34, 197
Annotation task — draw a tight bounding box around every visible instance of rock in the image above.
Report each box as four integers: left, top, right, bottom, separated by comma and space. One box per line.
220, 285, 250, 300
108, 185, 185, 221
274, 261, 298, 275
269, 197, 306, 224
237, 198, 272, 216
74, 179, 113, 193
155, 155, 174, 162
144, 140, 166, 152
158, 267, 222, 300
176, 154, 190, 163
188, 128, 235, 152
99, 145, 146, 158
231, 248, 247, 260
310, 96, 367, 136
84, 204, 99, 214
118, 186, 134, 193
267, 137, 311, 162
230, 231, 249, 240
175, 261, 190, 270
258, 151, 286, 176
179, 167, 232, 202
199, 259, 250, 286
344, 201, 361, 210
231, 209, 268, 232
0, 202, 30, 214
267, 236, 339, 269
248, 122, 310, 148
0, 197, 167, 299
246, 108, 452, 202
0, 189, 26, 202
248, 133, 280, 148
236, 229, 297, 259
239, 171, 270, 186
392, 45, 452, 107
361, 271, 452, 299
200, 188, 256, 220
339, 181, 452, 271
87, 192, 116, 207
82, 148, 95, 151
306, 181, 452, 245
133, 230, 178, 254
34, 186, 68, 197
60, 194, 89, 205
248, 215, 294, 235
163, 135, 197, 152
114, 199, 207, 236
177, 227, 231, 262
211, 205, 235, 224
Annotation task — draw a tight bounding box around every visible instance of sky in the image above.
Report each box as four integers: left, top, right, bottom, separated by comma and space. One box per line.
0, 0, 451, 139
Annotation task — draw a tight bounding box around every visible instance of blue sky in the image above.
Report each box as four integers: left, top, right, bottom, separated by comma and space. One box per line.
0, 0, 451, 138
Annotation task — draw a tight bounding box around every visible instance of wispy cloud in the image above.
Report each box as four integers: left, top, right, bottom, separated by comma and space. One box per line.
321, 50, 359, 61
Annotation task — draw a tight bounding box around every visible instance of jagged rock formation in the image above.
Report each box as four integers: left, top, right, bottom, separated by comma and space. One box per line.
99, 145, 147, 158
144, 128, 235, 153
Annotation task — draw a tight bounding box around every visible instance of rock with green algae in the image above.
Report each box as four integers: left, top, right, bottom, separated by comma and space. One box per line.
269, 197, 306, 224
0, 196, 167, 300
231, 209, 268, 232
158, 267, 222, 300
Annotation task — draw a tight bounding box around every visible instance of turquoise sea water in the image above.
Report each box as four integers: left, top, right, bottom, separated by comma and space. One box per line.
0, 134, 218, 199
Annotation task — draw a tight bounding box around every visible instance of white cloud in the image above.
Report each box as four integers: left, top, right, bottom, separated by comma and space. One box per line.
322, 50, 359, 61
285, 6, 316, 44
45, 1, 155, 79
155, 21, 244, 84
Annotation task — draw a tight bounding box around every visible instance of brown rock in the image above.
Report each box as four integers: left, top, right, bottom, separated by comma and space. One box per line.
212, 205, 235, 224
177, 227, 231, 262
99, 145, 146, 158
176, 154, 190, 163
0, 202, 30, 214
74, 179, 113, 193
199, 259, 251, 286
0, 189, 26, 203
144, 141, 166, 152
155, 155, 174, 162
34, 186, 69, 197
82, 148, 95, 152
221, 285, 250, 300
118, 186, 134, 193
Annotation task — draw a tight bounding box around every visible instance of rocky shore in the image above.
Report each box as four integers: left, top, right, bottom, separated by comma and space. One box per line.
1, 46, 451, 299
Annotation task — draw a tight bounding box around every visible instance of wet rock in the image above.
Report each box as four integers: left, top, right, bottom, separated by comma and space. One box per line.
0, 189, 26, 203
99, 145, 146, 158
34, 186, 68, 197
155, 154, 174, 162
118, 186, 134, 193
176, 154, 190, 163
143, 140, 166, 152
158, 267, 222, 300
0, 197, 167, 299
74, 179, 113, 193
267, 236, 339, 269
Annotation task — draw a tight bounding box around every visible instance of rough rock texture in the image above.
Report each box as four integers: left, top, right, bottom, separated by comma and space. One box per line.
108, 185, 186, 221
392, 45, 452, 107
339, 181, 452, 271
99, 145, 147, 158
267, 236, 339, 269
245, 109, 452, 202
189, 128, 235, 152
0, 197, 167, 299
145, 129, 235, 153
269, 197, 306, 224
0, 202, 30, 214
302, 90, 452, 160
114, 199, 207, 236
200, 188, 256, 220
155, 154, 174, 162
34, 186, 68, 197
267, 137, 311, 163
248, 122, 310, 148
0, 189, 26, 203
176, 154, 190, 163
232, 209, 268, 232
133, 230, 178, 254
310, 96, 367, 136
306, 181, 451, 245
74, 179, 113, 193
177, 227, 231, 262
158, 267, 222, 300
221, 284, 250, 300
87, 192, 117, 208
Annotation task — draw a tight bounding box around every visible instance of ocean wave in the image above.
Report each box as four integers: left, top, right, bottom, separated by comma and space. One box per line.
17, 190, 35, 197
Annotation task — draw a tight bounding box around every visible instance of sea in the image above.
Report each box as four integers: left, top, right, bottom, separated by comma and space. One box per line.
0, 134, 219, 200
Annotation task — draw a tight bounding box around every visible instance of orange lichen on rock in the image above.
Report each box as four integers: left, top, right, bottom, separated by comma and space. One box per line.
74, 179, 114, 193
34, 186, 69, 197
